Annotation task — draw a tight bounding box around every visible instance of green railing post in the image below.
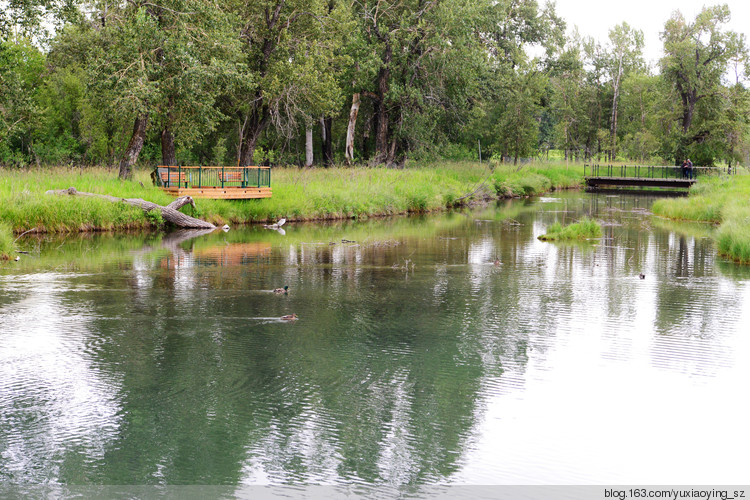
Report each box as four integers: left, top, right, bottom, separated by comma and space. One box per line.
221, 165, 225, 188
199, 166, 202, 188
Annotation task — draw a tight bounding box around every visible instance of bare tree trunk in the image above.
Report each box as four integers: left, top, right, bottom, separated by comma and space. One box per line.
46, 188, 215, 229
305, 124, 313, 167
345, 93, 360, 164
119, 114, 149, 180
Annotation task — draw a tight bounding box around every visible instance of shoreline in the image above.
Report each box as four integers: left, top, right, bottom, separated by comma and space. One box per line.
3, 163, 750, 264
0, 162, 585, 235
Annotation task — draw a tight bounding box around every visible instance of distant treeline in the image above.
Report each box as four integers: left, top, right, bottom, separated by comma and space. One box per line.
1, 0, 748, 178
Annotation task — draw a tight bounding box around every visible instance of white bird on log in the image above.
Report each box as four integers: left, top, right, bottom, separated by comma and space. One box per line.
264, 218, 286, 229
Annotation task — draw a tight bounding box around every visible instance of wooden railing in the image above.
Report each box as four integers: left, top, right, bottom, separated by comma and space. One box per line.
155, 166, 271, 189
584, 164, 736, 179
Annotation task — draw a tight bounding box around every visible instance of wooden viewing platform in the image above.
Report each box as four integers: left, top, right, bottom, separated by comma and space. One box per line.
585, 176, 696, 189
154, 166, 272, 199
583, 164, 713, 190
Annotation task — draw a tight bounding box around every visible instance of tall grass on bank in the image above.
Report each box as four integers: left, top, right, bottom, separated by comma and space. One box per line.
716, 203, 750, 264
538, 217, 602, 241
0, 161, 585, 233
0, 221, 14, 259
652, 172, 750, 264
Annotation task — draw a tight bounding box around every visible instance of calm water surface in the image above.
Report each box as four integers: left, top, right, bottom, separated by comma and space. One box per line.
1, 192, 749, 489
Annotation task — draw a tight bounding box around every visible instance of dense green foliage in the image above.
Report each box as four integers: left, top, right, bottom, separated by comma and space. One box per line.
1, 1, 747, 171
0, 162, 583, 232
537, 217, 602, 241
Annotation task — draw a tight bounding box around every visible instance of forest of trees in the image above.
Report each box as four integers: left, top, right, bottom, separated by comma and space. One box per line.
1, 0, 748, 178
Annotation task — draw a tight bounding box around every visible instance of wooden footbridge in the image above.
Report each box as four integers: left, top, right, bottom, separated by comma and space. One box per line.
584, 164, 699, 190
154, 165, 272, 199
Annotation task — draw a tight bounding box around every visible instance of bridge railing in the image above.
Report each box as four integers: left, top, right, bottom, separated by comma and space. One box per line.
155, 166, 271, 189
584, 164, 736, 179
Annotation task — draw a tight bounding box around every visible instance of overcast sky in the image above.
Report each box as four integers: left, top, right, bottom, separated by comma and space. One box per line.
551, 0, 750, 69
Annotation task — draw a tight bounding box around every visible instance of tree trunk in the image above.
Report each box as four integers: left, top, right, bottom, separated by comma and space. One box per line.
609, 58, 623, 163
676, 79, 698, 135
119, 114, 149, 180
305, 124, 313, 167
46, 187, 216, 229
345, 93, 360, 164
105, 118, 116, 167
161, 125, 176, 166
240, 126, 262, 166
321, 116, 333, 166
239, 95, 269, 166
681, 97, 696, 134
373, 42, 392, 165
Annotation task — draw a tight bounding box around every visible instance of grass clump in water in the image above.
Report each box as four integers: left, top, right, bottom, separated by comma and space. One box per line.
538, 217, 602, 241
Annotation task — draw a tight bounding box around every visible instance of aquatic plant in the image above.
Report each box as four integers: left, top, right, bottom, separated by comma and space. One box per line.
538, 217, 602, 241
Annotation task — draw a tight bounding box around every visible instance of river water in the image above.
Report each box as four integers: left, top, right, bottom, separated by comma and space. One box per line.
1, 192, 749, 491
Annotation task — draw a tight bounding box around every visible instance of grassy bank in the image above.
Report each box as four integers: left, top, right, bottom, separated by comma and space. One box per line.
538, 217, 602, 241
0, 221, 14, 259
652, 173, 750, 264
0, 161, 585, 233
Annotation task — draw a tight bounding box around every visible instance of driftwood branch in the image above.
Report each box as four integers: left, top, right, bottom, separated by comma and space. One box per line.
46, 187, 216, 230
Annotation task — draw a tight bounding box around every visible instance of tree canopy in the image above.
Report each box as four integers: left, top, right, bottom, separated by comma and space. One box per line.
0, 0, 748, 172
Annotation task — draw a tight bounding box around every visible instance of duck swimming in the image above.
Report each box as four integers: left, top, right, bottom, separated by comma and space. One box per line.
273, 286, 289, 294
280, 314, 298, 321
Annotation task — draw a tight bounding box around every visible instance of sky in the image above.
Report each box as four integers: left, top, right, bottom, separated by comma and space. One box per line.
551, 0, 750, 70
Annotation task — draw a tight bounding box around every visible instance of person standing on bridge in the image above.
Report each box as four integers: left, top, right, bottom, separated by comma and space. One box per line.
687, 158, 694, 179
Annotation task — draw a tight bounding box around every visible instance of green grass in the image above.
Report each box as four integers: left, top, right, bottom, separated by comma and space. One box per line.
716, 203, 750, 264
0, 221, 14, 259
0, 161, 586, 233
538, 217, 602, 241
652, 171, 750, 263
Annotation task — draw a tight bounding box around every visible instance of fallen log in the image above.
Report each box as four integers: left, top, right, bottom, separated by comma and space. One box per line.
46, 187, 216, 230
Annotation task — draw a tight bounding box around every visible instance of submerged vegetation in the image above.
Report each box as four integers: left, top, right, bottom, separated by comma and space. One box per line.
538, 217, 603, 241
0, 162, 584, 233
